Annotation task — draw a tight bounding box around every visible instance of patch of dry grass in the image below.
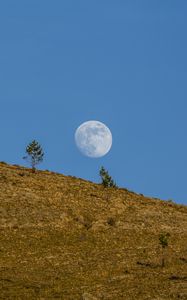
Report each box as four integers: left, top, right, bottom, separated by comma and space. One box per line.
0, 162, 186, 299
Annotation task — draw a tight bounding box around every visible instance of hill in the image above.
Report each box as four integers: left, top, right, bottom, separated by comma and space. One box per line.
0, 162, 186, 299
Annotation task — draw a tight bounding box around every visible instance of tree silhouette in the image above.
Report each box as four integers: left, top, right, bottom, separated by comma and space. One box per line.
23, 140, 44, 172
99, 166, 116, 188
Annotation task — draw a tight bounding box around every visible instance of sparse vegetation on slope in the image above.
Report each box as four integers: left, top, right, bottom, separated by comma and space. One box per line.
159, 232, 170, 268
0, 162, 186, 299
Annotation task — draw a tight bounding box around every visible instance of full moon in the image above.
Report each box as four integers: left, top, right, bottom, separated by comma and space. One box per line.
75, 121, 113, 158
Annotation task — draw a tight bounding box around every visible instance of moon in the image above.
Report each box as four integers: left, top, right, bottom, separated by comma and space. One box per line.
75, 120, 113, 158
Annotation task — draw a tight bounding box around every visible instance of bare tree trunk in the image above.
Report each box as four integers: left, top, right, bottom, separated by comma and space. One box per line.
31, 160, 36, 173
32, 166, 36, 173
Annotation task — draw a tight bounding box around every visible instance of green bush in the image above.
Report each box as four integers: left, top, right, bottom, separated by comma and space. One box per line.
159, 232, 170, 248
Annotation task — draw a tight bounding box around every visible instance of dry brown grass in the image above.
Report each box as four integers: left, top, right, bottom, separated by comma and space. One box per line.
0, 162, 186, 299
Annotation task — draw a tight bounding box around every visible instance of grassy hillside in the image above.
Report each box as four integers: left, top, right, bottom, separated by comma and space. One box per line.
0, 162, 186, 299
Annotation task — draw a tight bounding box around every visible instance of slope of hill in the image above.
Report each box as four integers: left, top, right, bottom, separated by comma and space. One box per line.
0, 162, 186, 300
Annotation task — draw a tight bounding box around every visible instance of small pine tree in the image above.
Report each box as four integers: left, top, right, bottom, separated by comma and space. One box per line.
99, 166, 116, 188
159, 233, 170, 267
23, 140, 44, 172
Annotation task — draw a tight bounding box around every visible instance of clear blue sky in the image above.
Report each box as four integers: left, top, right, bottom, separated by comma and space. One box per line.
0, 1, 187, 204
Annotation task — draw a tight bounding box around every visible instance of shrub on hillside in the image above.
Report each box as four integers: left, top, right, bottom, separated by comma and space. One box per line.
159, 232, 170, 267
